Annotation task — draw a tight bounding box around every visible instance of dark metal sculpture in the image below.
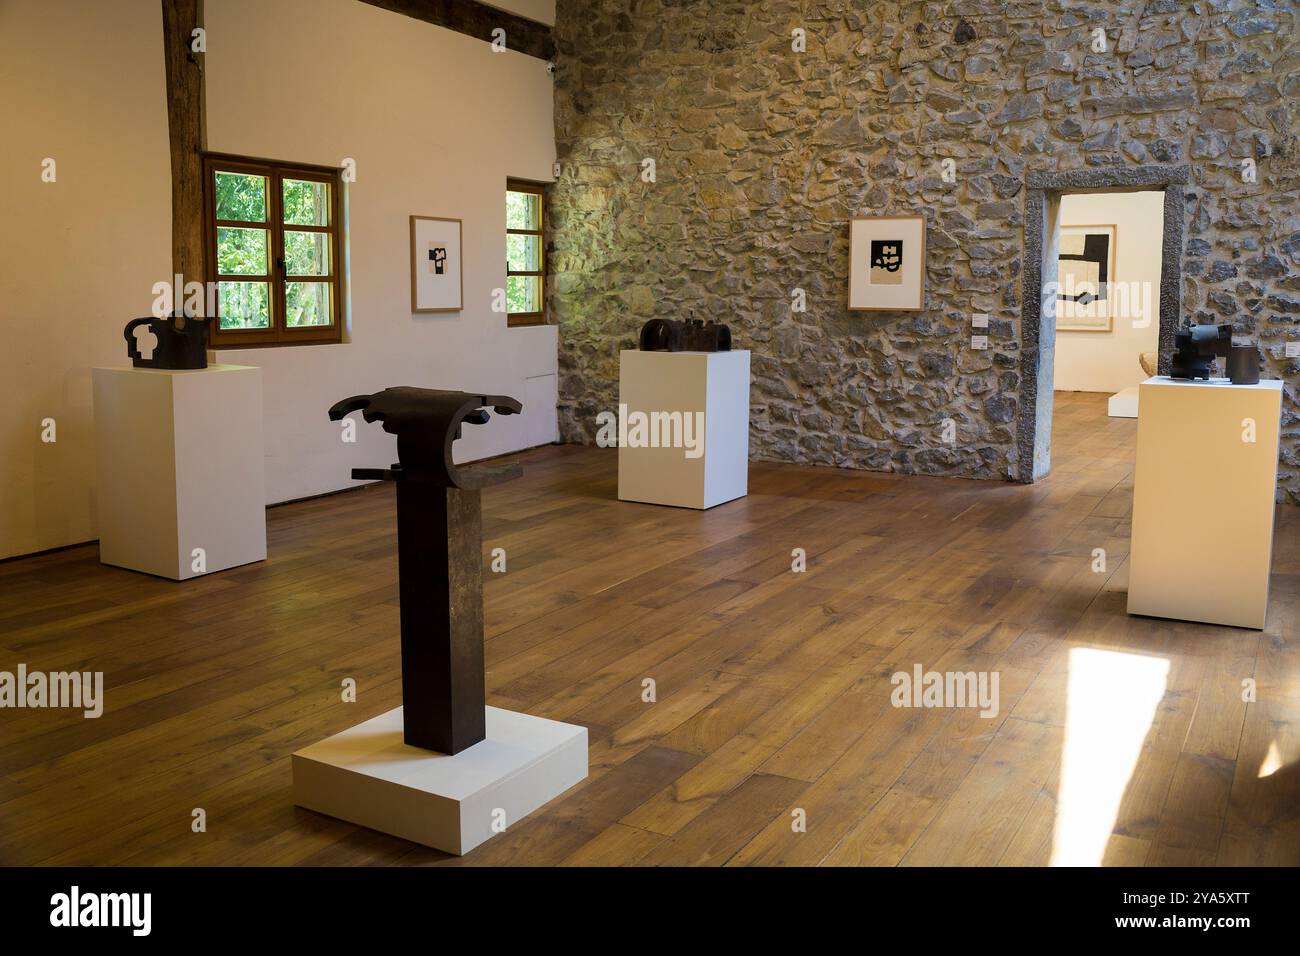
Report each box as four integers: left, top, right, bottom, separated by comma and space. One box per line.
328, 387, 522, 755
1169, 323, 1231, 380
124, 314, 210, 369
639, 317, 731, 352
1227, 345, 1261, 385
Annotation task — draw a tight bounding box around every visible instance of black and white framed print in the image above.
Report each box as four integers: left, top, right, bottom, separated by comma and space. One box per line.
1057, 224, 1116, 332
410, 215, 463, 313
849, 215, 925, 311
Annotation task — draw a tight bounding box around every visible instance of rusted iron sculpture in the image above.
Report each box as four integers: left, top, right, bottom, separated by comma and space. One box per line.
124, 313, 211, 369
328, 387, 522, 755
639, 317, 732, 352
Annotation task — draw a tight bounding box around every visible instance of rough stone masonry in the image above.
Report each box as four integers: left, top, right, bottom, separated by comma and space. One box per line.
548, 0, 1300, 498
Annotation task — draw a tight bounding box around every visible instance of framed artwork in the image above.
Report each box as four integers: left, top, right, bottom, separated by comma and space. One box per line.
849, 215, 925, 311
1056, 224, 1116, 332
410, 215, 463, 313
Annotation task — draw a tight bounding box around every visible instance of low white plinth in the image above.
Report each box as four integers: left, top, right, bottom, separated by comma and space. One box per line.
618, 349, 750, 509
292, 706, 588, 855
92, 365, 267, 580
1128, 376, 1281, 629
1107, 386, 1139, 418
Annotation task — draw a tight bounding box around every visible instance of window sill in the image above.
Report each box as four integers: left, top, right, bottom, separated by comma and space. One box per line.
210, 336, 346, 350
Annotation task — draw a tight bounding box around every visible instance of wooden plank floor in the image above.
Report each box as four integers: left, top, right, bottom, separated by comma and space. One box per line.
2, 391, 1298, 866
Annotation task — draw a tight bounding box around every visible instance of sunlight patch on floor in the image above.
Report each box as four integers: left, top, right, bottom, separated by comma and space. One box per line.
1050, 646, 1169, 866
1258, 739, 1283, 779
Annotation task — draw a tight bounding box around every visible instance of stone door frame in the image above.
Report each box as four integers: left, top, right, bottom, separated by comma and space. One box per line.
1015, 163, 1191, 482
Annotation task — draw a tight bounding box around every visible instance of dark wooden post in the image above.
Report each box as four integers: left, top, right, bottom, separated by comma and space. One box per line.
160, 0, 206, 294
329, 388, 523, 755
395, 484, 487, 753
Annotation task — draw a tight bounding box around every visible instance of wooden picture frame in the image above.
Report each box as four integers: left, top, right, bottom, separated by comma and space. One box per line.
848, 215, 926, 311
410, 215, 463, 313
1057, 223, 1117, 333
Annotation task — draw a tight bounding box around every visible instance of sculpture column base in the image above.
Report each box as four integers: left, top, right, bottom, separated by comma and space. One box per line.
291, 706, 587, 855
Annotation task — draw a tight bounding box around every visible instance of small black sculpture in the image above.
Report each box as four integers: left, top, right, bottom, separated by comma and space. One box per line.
124, 314, 210, 370
1227, 345, 1261, 385
328, 388, 521, 755
638, 317, 731, 352
1170, 323, 1231, 380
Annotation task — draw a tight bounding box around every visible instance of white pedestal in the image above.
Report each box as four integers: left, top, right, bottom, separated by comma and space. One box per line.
1128, 377, 1281, 629
292, 706, 588, 855
618, 349, 750, 509
1107, 386, 1139, 418
92, 365, 267, 580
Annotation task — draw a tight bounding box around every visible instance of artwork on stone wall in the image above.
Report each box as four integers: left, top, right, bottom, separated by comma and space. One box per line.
849, 216, 925, 311
1056, 224, 1115, 332
409, 215, 462, 313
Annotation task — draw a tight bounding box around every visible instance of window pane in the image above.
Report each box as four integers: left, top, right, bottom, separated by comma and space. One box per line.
506, 274, 541, 314
217, 281, 271, 330
286, 281, 332, 327
217, 226, 268, 276
506, 233, 540, 273
214, 171, 266, 222
506, 190, 539, 230
283, 179, 329, 226
285, 230, 329, 276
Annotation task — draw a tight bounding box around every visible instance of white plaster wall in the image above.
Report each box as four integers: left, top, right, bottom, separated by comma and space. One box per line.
1053, 190, 1165, 394
205, 0, 558, 504
0, 0, 172, 559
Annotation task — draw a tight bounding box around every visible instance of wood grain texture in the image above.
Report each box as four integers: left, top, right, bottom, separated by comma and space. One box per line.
161, 0, 206, 289
1, 394, 1298, 866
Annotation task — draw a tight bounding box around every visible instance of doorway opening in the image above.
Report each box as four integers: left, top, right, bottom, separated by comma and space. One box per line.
1015, 165, 1189, 483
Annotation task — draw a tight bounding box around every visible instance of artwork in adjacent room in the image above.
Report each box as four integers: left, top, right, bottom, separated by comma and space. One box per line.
849, 215, 925, 311
1057, 224, 1116, 332
409, 215, 462, 312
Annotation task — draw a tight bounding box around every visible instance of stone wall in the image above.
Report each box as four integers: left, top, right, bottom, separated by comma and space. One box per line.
549, 0, 1300, 497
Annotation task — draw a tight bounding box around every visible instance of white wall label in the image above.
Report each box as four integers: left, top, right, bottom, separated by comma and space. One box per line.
1286, 342, 1300, 358
971, 335, 989, 350
971, 313, 989, 329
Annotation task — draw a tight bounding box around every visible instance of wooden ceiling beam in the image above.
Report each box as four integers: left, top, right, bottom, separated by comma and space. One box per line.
358, 0, 555, 61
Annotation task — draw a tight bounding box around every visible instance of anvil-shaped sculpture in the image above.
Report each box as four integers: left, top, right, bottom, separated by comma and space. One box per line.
328, 387, 523, 755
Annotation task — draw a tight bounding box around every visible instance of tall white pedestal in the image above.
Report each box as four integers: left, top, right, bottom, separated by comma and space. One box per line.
618, 349, 750, 509
92, 365, 267, 580
1128, 377, 1281, 629
292, 706, 588, 855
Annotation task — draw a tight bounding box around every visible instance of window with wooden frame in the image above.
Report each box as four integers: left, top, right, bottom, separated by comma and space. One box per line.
506, 179, 546, 327
203, 154, 344, 346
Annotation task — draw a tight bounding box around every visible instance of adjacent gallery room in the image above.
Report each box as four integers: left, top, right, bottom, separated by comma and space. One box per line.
2, 0, 1298, 887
